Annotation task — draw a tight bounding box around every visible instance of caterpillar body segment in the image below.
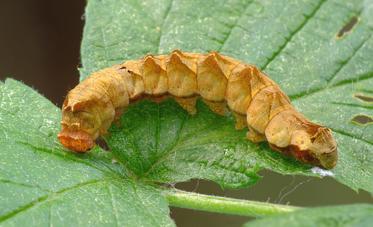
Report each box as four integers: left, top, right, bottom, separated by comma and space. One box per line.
58, 50, 338, 169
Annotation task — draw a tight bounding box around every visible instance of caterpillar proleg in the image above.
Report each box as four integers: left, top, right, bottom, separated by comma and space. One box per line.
58, 50, 338, 169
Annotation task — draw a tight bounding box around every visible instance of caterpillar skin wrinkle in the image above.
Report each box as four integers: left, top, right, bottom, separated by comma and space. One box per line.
58, 50, 338, 169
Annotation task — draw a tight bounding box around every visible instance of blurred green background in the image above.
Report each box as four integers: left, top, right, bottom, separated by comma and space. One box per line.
0, 1, 371, 226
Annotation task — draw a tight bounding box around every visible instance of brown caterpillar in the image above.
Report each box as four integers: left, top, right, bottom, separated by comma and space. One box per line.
58, 50, 337, 169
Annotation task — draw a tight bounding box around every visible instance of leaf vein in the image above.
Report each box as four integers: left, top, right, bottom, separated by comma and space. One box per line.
330, 102, 373, 110
0, 179, 51, 192
131, 184, 160, 226
156, 0, 174, 53
326, 33, 369, 84
107, 184, 119, 227
17, 141, 117, 177
217, 0, 255, 51
331, 128, 373, 146
0, 179, 105, 223
181, 158, 256, 179
291, 71, 373, 101
261, 0, 327, 70
142, 113, 188, 178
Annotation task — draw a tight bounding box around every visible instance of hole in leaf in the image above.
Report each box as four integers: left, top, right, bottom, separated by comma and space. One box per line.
96, 137, 110, 151
354, 93, 373, 103
351, 115, 373, 125
336, 16, 359, 38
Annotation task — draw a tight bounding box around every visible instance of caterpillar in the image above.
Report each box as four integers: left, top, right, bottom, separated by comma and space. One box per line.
58, 50, 338, 169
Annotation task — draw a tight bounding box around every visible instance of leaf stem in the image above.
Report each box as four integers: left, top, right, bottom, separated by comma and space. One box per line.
163, 189, 300, 217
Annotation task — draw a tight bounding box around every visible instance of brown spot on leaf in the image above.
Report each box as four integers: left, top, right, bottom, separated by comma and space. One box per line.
354, 93, 373, 103
351, 115, 373, 125
337, 16, 359, 38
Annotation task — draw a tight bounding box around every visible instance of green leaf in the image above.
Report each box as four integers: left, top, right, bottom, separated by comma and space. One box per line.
0, 79, 175, 227
244, 204, 373, 227
108, 99, 311, 188
81, 0, 373, 192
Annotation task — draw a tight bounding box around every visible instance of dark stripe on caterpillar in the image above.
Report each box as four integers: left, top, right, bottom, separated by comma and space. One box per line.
58, 50, 337, 169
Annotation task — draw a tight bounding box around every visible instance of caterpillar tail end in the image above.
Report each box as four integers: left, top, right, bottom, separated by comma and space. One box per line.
58, 128, 94, 152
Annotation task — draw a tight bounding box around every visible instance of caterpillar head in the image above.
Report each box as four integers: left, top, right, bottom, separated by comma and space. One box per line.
266, 110, 338, 169
290, 126, 338, 169
58, 98, 100, 152
309, 127, 338, 169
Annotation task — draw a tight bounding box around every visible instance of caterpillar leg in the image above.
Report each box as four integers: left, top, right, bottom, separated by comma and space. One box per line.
203, 99, 227, 116
114, 107, 125, 121
247, 127, 266, 143
174, 96, 198, 115
233, 112, 247, 130
112, 107, 126, 128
